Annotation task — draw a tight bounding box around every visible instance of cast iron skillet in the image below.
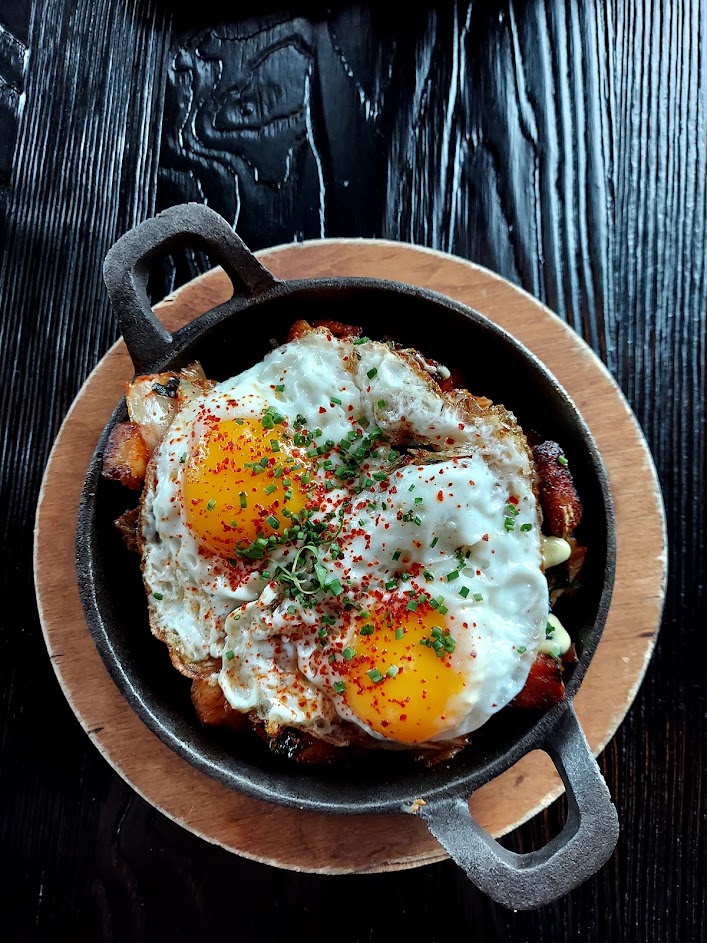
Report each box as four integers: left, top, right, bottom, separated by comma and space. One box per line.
77, 203, 618, 910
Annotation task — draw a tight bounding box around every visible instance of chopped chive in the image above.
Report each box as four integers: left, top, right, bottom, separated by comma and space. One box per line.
288, 605, 296, 616
152, 592, 164, 601
377, 399, 386, 409
302, 471, 311, 485
520, 523, 533, 532
459, 586, 470, 598
504, 517, 515, 530
271, 439, 280, 452
263, 483, 276, 495
321, 615, 336, 626
388, 451, 398, 462
225, 649, 234, 660
473, 592, 483, 602
395, 627, 405, 640
367, 668, 384, 683
386, 665, 399, 677
423, 570, 434, 581
275, 384, 285, 392
354, 336, 370, 345
206, 499, 216, 511
274, 467, 283, 478
517, 646, 527, 654
333, 681, 346, 694
330, 396, 342, 406
408, 484, 415, 492
430, 536, 439, 548
392, 550, 402, 562
438, 604, 449, 615
406, 600, 418, 611
414, 496, 423, 505
179, 452, 187, 463
366, 367, 378, 379
328, 578, 343, 595
558, 455, 568, 467
372, 472, 387, 481
414, 516, 423, 526
446, 570, 459, 582
265, 515, 280, 529
359, 416, 370, 429
235, 419, 244, 426
318, 628, 328, 639
239, 492, 247, 508
385, 579, 397, 591
360, 624, 374, 636
342, 646, 356, 661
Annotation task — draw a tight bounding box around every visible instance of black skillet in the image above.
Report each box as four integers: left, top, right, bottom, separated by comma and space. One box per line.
77, 203, 618, 910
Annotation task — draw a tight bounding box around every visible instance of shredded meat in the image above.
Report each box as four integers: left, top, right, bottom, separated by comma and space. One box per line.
532, 440, 583, 538
102, 422, 150, 490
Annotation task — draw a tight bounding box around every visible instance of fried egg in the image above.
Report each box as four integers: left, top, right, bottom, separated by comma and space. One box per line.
140, 328, 549, 747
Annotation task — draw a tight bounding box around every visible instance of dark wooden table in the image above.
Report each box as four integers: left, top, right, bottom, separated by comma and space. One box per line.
2, 1, 705, 940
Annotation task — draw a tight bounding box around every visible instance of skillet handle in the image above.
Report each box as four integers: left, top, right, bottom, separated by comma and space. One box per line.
103, 202, 277, 374
418, 705, 619, 910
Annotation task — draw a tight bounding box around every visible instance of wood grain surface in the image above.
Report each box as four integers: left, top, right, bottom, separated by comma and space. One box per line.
1, 0, 705, 941
34, 240, 665, 876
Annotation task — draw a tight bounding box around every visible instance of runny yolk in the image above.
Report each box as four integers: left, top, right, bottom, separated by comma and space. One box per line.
182, 418, 308, 556
344, 606, 466, 744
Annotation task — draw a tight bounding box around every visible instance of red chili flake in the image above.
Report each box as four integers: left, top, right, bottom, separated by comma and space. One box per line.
458, 423, 465, 430
319, 406, 327, 414
508, 495, 519, 504
437, 490, 444, 501
445, 437, 454, 445
482, 534, 489, 541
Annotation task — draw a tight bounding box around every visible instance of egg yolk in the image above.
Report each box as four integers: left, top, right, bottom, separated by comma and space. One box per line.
344, 605, 466, 743
182, 418, 308, 556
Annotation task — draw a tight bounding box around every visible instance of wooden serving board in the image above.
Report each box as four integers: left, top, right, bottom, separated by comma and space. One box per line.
34, 240, 666, 874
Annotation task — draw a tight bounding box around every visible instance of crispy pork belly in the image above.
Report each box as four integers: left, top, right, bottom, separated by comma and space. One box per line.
533, 440, 583, 538
102, 423, 149, 490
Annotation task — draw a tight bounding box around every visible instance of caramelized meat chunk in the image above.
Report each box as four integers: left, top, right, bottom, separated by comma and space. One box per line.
288, 319, 363, 341
114, 507, 140, 553
102, 422, 149, 490
511, 654, 566, 709
312, 319, 362, 339
191, 679, 249, 732
287, 319, 313, 341
533, 440, 583, 538
264, 726, 343, 765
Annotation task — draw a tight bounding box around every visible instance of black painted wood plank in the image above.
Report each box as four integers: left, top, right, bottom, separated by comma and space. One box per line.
0, 0, 704, 940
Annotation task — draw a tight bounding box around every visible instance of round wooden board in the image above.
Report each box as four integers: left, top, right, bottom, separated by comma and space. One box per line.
34, 239, 666, 874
